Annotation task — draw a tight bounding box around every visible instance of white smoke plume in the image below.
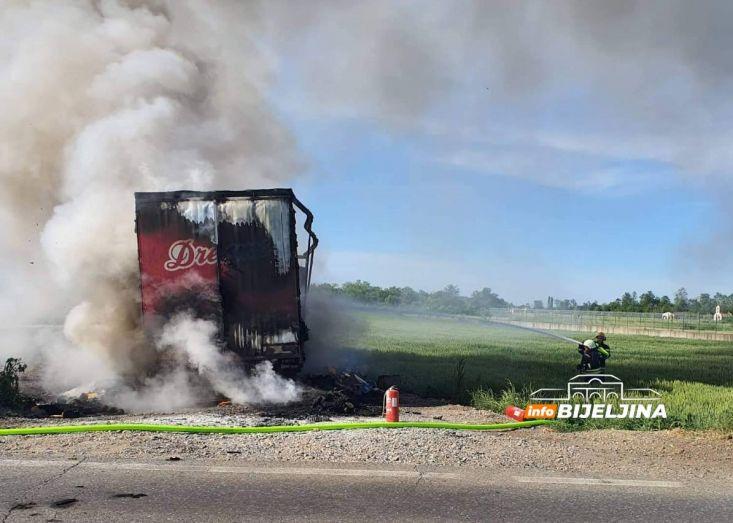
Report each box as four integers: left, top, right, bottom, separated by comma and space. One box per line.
0, 0, 303, 408
108, 314, 301, 412
156, 315, 300, 405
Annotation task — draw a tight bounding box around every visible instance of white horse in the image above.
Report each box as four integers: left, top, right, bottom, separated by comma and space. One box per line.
714, 305, 723, 322
662, 312, 675, 320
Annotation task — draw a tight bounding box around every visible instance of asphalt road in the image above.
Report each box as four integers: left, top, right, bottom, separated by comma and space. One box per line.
1, 458, 731, 522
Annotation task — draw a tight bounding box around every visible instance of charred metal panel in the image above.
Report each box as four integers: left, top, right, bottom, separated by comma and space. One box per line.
217, 197, 301, 360
134, 189, 315, 370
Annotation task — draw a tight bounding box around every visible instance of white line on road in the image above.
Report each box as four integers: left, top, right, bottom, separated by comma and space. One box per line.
514, 476, 682, 488
0, 460, 681, 487
0, 459, 458, 480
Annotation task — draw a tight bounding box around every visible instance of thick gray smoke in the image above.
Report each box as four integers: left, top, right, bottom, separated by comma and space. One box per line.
266, 0, 733, 147
302, 290, 369, 374
0, 0, 302, 408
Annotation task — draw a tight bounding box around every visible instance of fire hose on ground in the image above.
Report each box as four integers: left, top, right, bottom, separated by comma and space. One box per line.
0, 419, 554, 437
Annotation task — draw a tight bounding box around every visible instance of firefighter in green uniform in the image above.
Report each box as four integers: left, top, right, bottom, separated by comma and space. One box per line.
577, 332, 611, 373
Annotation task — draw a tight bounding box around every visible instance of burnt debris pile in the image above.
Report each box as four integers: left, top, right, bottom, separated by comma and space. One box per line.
30, 394, 124, 419
306, 371, 383, 415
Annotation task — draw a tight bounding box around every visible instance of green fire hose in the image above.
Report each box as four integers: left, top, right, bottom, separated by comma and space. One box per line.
0, 419, 554, 436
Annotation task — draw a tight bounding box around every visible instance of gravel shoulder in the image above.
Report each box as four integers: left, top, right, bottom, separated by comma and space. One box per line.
2, 399, 731, 484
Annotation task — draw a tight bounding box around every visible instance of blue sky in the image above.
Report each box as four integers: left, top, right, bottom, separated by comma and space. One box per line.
262, 2, 733, 305
285, 115, 715, 304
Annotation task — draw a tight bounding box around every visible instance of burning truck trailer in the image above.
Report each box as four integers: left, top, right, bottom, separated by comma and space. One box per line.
134, 189, 317, 376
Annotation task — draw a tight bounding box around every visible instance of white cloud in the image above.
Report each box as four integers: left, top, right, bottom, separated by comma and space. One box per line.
434, 145, 669, 194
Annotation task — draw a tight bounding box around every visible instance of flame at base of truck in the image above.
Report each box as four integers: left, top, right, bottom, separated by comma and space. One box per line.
134, 189, 317, 372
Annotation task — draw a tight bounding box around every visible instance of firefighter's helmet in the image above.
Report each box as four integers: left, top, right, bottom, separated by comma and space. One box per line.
595, 331, 606, 342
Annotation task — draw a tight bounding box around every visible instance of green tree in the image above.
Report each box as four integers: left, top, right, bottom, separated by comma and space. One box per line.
659, 295, 673, 311
427, 285, 467, 314
620, 292, 638, 311
639, 290, 659, 312
674, 287, 689, 311
469, 287, 508, 314
0, 358, 27, 408
399, 286, 419, 306
380, 286, 402, 306
697, 293, 714, 314
341, 280, 380, 302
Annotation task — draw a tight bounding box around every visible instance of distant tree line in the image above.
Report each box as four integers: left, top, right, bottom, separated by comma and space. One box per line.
314, 282, 733, 316
312, 281, 509, 315
527, 288, 733, 314
576, 288, 733, 314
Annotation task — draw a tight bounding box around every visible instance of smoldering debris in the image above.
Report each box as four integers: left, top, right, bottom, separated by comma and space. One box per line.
269, 371, 384, 417
6, 312, 307, 416
1, 361, 122, 418
30, 398, 123, 419
7, 358, 393, 420
307, 371, 375, 397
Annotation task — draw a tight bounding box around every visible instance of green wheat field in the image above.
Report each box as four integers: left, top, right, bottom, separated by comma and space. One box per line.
322, 309, 733, 431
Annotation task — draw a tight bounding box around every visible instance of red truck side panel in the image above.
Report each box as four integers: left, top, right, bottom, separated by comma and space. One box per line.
136, 199, 222, 331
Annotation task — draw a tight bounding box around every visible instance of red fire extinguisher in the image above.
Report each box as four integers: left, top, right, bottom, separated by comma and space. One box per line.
384, 386, 400, 422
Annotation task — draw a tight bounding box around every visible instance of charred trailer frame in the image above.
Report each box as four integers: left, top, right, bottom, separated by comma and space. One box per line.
134, 189, 317, 374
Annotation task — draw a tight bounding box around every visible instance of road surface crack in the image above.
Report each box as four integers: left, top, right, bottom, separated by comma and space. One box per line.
2, 458, 86, 523
414, 465, 425, 488
37, 457, 87, 491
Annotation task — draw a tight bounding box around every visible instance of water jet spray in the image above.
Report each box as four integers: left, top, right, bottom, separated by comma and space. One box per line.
483, 320, 581, 346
